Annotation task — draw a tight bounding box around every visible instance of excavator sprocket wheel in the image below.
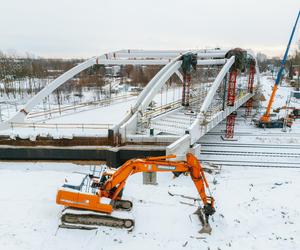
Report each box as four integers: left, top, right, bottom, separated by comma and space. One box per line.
113, 200, 133, 211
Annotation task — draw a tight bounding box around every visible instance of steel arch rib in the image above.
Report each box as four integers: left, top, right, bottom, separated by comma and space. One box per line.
116, 50, 229, 134
200, 56, 235, 114
187, 56, 235, 134
115, 53, 186, 132
0, 56, 102, 130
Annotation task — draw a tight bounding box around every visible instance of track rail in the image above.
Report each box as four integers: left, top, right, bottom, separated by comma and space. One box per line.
201, 150, 300, 158
201, 159, 300, 168
200, 142, 300, 168
206, 131, 300, 137
200, 142, 300, 149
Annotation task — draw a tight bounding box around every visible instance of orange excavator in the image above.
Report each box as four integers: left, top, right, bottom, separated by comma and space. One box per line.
56, 153, 215, 234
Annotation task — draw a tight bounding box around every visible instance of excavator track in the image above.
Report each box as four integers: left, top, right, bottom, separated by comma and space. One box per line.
60, 212, 134, 230
112, 199, 133, 211
59, 200, 134, 230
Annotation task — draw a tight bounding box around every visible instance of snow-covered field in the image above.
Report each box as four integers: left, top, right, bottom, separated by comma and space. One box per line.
0, 73, 300, 249
0, 161, 299, 250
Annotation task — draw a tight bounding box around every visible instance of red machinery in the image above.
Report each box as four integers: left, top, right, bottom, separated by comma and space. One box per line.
223, 48, 248, 139
225, 70, 238, 139
245, 62, 256, 116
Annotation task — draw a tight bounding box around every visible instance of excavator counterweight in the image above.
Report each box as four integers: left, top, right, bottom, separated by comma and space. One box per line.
56, 153, 215, 234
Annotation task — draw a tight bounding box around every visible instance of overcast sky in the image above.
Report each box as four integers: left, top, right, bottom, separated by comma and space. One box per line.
0, 0, 299, 59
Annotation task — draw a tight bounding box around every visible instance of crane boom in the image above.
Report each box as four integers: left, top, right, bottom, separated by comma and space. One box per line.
261, 11, 300, 122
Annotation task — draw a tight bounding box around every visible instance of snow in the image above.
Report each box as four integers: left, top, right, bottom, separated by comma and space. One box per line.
1, 73, 300, 249
46, 98, 136, 125
0, 161, 299, 250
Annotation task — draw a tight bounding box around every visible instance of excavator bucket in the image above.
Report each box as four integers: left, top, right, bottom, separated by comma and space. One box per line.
194, 207, 212, 234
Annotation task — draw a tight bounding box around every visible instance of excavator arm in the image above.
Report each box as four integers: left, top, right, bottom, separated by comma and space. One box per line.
100, 153, 214, 212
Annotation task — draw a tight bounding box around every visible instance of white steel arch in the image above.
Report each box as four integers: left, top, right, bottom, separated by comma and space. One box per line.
120, 50, 260, 148
117, 50, 230, 137
0, 49, 230, 131
0, 56, 100, 130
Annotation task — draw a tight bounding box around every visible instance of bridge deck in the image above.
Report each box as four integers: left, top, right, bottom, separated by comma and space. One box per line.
126, 92, 253, 144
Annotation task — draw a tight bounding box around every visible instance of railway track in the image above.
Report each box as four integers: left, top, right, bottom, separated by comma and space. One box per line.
206, 131, 300, 137
201, 159, 300, 168
200, 142, 300, 149
201, 150, 300, 158
199, 142, 300, 168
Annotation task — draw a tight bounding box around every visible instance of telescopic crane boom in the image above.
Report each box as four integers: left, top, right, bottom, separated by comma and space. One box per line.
56, 153, 215, 234
260, 11, 300, 123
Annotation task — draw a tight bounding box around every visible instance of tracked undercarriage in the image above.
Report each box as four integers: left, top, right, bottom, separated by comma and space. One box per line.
59, 200, 134, 230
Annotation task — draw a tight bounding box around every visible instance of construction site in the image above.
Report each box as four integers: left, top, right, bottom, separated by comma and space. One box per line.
0, 3, 300, 250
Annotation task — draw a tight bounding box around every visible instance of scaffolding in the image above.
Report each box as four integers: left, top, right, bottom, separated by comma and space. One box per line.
245, 63, 255, 116
224, 70, 238, 139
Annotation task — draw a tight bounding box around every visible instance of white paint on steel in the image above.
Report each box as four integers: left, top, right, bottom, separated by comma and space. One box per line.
139, 61, 182, 111
114, 54, 184, 132
166, 134, 191, 161
117, 51, 222, 134
188, 93, 254, 144
0, 57, 98, 129
97, 58, 226, 66
175, 70, 183, 83
105, 49, 227, 60
199, 56, 235, 114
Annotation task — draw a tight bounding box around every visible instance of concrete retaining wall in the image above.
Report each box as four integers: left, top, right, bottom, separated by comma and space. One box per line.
0, 146, 165, 168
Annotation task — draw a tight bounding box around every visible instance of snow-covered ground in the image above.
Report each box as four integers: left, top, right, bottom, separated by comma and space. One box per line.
0, 161, 299, 250
0, 73, 300, 249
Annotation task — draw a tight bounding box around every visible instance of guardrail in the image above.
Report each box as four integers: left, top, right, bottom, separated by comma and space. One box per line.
142, 93, 207, 119
8, 122, 113, 131
27, 93, 137, 119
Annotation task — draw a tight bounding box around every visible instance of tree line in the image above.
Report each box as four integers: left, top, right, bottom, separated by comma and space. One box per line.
0, 51, 174, 99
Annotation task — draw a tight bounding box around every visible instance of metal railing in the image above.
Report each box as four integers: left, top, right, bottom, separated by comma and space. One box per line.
27, 93, 137, 119
9, 122, 113, 131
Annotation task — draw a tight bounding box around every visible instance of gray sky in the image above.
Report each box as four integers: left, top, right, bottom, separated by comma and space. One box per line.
0, 0, 299, 58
